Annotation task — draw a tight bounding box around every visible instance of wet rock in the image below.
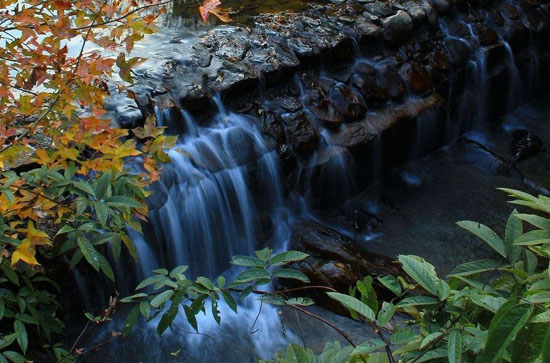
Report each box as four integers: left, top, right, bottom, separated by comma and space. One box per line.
485, 43, 507, 70
262, 110, 287, 144
356, 19, 382, 41
284, 111, 321, 156
505, 23, 530, 51
285, 220, 401, 294
500, 2, 521, 20
403, 1, 427, 23
442, 38, 471, 65
471, 23, 499, 46
179, 84, 211, 114
192, 44, 213, 68
512, 130, 545, 161
331, 122, 374, 149
399, 62, 432, 93
382, 10, 414, 44
365, 2, 394, 17
115, 105, 143, 128
446, 21, 471, 40
419, 0, 438, 26
488, 8, 505, 26
300, 146, 355, 208
213, 36, 250, 62
352, 63, 390, 104
288, 37, 320, 60
429, 0, 450, 14
328, 83, 367, 120
275, 96, 302, 112
304, 89, 344, 129
378, 64, 407, 99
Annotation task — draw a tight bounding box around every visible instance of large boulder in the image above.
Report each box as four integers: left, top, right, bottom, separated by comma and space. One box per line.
280, 220, 402, 305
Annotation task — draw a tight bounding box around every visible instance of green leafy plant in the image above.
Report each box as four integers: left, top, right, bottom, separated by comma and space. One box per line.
125, 188, 550, 363
120, 248, 313, 336
260, 188, 550, 362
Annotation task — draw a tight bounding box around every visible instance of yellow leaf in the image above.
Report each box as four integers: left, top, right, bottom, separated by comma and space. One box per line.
22, 221, 51, 246
11, 241, 38, 266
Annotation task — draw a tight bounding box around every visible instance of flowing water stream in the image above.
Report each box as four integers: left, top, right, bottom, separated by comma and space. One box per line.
80, 1, 550, 360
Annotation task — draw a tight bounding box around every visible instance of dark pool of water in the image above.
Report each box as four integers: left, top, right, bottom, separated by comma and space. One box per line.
166, 0, 317, 28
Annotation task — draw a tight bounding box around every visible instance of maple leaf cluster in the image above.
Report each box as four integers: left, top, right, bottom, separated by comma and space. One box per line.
0, 0, 176, 359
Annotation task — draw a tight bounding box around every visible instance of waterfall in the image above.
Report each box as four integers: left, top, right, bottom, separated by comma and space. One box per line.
82, 0, 548, 359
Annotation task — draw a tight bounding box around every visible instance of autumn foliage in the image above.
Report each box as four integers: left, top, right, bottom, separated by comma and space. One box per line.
0, 0, 173, 360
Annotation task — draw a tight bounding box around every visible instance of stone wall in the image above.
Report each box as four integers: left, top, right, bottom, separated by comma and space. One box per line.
112, 0, 550, 207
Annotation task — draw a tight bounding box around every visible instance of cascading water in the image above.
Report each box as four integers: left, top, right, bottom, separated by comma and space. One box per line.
83, 0, 548, 359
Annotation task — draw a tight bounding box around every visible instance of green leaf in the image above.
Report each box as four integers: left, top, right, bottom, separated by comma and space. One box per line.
505, 210, 523, 263
140, 300, 151, 319
0, 334, 16, 350
326, 292, 375, 321
398, 255, 440, 295
531, 310, 550, 323
512, 322, 547, 362
73, 181, 96, 197
2, 351, 26, 363
105, 196, 142, 208
449, 259, 503, 277
94, 202, 108, 226
120, 293, 148, 303
95, 172, 111, 200
377, 302, 395, 326
457, 221, 506, 257
196, 277, 215, 291
389, 329, 417, 344
514, 230, 550, 246
217, 276, 226, 288
357, 276, 378, 313
481, 303, 534, 363
542, 325, 550, 363
447, 330, 461, 363
420, 332, 443, 349
231, 268, 270, 285
286, 297, 315, 306
272, 268, 310, 283
351, 339, 386, 356
396, 296, 439, 307
55, 225, 75, 235
169, 265, 188, 278
158, 290, 184, 335
378, 275, 402, 296
254, 248, 272, 263
136, 275, 168, 290
270, 251, 309, 266
77, 237, 100, 271
13, 320, 27, 354
259, 294, 286, 305
123, 305, 140, 337
150, 290, 174, 308
0, 298, 4, 320
515, 213, 550, 230
470, 291, 507, 313
230, 255, 265, 268
222, 291, 237, 313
